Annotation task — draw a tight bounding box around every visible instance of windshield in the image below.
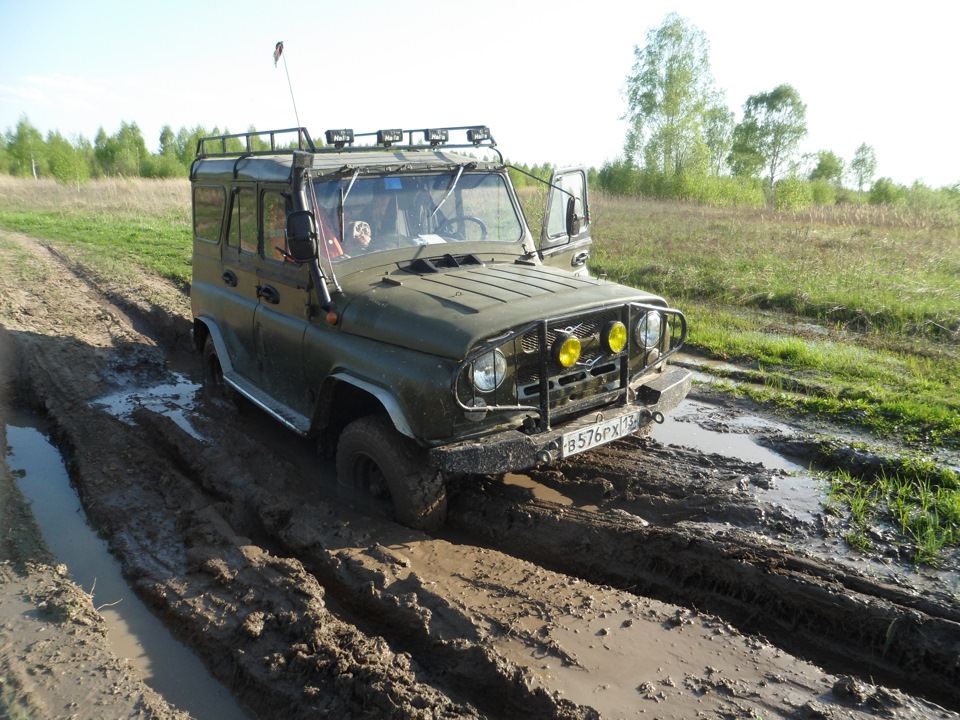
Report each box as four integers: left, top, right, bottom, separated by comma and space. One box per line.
309, 171, 524, 260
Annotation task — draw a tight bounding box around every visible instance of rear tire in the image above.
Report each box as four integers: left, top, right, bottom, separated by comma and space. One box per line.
336, 415, 447, 531
202, 335, 234, 404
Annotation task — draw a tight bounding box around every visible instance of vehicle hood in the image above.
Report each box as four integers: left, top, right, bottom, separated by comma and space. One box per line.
336, 263, 666, 359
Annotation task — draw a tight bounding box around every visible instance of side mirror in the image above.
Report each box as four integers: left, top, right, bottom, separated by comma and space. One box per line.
286, 210, 318, 262
565, 196, 582, 237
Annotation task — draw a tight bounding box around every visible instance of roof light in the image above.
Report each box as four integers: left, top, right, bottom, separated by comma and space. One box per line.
325, 129, 354, 148
467, 126, 491, 145
425, 129, 449, 146
377, 128, 403, 147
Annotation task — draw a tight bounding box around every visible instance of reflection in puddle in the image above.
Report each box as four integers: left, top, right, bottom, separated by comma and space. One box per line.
653, 399, 825, 522
503, 472, 574, 506
91, 372, 203, 440
5, 410, 250, 720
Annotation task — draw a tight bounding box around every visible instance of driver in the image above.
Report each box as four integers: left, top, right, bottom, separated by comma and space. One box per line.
345, 189, 395, 253
345, 220, 372, 253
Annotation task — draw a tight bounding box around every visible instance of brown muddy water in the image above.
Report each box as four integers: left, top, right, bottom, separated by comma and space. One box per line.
653, 398, 825, 522
5, 408, 252, 720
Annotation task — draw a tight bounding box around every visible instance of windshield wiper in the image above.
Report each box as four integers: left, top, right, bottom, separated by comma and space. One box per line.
430, 165, 464, 220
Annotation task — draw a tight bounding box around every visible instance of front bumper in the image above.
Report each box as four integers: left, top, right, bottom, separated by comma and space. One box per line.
429, 366, 691, 475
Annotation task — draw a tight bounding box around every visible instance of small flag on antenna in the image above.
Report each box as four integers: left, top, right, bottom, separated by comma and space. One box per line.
273, 41, 284, 67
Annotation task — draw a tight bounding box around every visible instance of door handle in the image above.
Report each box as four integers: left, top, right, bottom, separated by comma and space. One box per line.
256, 284, 280, 304
222, 270, 238, 287
572, 251, 590, 267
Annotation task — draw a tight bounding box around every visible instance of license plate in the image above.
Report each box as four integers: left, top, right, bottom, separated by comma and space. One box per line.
561, 411, 642, 458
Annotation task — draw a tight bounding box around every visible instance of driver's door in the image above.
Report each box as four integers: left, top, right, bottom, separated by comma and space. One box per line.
539, 167, 592, 275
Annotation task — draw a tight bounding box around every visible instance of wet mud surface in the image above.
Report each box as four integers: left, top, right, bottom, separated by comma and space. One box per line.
1, 228, 958, 719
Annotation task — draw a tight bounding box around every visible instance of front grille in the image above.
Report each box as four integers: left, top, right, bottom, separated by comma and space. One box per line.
453, 301, 686, 431
515, 309, 623, 406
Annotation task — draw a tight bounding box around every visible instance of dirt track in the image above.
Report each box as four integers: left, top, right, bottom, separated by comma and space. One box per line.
1, 228, 958, 719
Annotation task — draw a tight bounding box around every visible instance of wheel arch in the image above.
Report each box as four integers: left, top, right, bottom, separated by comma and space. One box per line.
192, 317, 234, 374
314, 373, 415, 440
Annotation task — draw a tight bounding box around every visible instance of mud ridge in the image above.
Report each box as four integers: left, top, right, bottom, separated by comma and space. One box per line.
135, 405, 601, 720
8, 340, 483, 719
448, 477, 960, 712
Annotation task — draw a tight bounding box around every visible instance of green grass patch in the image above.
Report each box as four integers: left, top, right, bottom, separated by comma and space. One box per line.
0, 208, 192, 289
826, 463, 959, 566
678, 303, 960, 446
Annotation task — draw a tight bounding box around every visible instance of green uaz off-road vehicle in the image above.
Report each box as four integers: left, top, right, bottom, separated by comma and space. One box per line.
190, 125, 690, 529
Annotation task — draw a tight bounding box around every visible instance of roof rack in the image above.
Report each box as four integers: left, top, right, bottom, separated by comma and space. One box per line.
195, 125, 499, 160
195, 127, 316, 158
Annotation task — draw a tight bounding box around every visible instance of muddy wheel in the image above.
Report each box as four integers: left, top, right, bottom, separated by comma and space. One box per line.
202, 335, 232, 401
336, 415, 448, 531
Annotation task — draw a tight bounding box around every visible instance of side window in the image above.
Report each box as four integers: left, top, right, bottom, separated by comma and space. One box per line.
546, 171, 588, 241
193, 185, 225, 243
262, 191, 290, 263
227, 187, 258, 255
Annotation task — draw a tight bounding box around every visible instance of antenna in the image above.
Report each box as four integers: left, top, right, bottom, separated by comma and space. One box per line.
273, 41, 302, 130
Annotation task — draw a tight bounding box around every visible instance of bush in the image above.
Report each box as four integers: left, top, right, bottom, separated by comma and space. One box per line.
774, 177, 814, 211
869, 177, 905, 205
597, 159, 641, 195
809, 179, 836, 206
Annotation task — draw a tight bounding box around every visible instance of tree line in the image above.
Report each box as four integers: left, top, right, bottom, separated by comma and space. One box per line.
0, 116, 566, 193
601, 12, 959, 211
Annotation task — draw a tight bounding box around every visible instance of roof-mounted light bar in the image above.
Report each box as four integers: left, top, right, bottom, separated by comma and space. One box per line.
325, 129, 354, 148
467, 126, 491, 145
377, 128, 403, 147
424, 128, 449, 146
315, 125, 499, 159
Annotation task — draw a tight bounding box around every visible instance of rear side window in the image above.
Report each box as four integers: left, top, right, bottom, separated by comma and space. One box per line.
193, 185, 225, 243
227, 187, 258, 255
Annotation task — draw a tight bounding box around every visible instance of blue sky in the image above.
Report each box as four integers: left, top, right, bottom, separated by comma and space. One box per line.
1, 0, 958, 187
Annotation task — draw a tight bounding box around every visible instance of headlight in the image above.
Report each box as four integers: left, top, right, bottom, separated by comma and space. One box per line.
553, 334, 581, 368
602, 321, 628, 353
635, 312, 663, 349
471, 350, 507, 392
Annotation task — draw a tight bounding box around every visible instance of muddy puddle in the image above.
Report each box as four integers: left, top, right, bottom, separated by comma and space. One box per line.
5, 408, 251, 720
505, 396, 826, 525
91, 372, 204, 440
652, 398, 825, 522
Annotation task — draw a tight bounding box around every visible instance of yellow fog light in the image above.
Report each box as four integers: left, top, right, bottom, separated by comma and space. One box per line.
602, 321, 628, 353
554, 334, 581, 368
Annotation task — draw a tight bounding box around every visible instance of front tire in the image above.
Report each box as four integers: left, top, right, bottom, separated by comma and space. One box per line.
336, 415, 447, 531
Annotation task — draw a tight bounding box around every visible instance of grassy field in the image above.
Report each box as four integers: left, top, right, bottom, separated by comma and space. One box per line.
585, 192, 959, 564
1, 176, 958, 562
589, 193, 960, 444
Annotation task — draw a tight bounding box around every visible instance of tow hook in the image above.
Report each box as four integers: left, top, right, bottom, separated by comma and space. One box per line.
537, 441, 559, 465
642, 409, 666, 424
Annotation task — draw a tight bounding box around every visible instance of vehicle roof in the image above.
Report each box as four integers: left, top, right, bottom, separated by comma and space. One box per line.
191, 148, 500, 184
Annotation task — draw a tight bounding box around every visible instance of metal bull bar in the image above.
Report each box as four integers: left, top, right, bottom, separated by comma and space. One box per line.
452, 303, 687, 433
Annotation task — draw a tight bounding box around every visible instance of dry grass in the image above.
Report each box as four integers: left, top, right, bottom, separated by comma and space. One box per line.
589, 192, 960, 339
0, 176, 189, 218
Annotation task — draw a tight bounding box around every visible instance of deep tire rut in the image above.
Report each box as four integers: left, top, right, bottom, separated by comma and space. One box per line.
446, 475, 960, 711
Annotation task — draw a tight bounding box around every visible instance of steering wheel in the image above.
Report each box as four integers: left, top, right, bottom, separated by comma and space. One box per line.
436, 215, 488, 241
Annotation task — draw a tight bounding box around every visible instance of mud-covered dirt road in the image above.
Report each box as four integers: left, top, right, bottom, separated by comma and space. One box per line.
1, 228, 958, 719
